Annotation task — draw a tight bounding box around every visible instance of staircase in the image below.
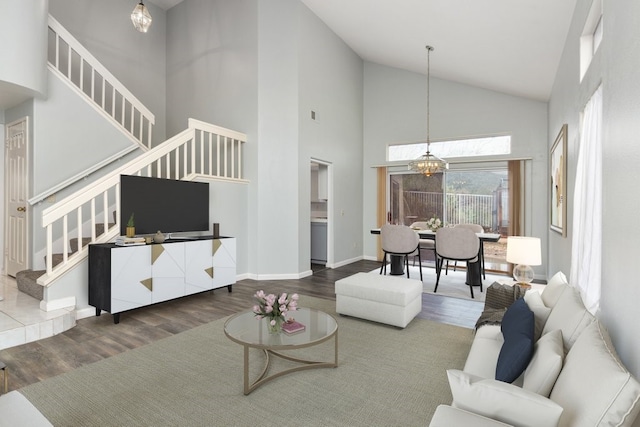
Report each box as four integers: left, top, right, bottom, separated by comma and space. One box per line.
15, 16, 248, 309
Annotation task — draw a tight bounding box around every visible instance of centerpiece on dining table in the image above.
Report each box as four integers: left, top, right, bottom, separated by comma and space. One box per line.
426, 216, 442, 231
252, 290, 299, 333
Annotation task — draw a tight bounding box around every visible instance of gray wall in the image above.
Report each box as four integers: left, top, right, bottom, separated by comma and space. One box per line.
49, 0, 167, 146
548, 0, 640, 388
32, 73, 133, 196
166, 0, 364, 277
298, 4, 364, 271
362, 62, 549, 276
166, 0, 258, 276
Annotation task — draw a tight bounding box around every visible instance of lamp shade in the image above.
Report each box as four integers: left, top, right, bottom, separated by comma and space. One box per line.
506, 236, 541, 266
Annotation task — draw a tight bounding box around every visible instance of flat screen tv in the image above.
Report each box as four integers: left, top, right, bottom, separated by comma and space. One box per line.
120, 175, 209, 236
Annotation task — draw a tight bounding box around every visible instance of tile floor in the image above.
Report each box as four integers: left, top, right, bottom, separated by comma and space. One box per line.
0, 275, 76, 351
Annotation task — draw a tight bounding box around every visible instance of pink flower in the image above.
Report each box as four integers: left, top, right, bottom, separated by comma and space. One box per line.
270, 319, 276, 326
278, 293, 288, 304
280, 304, 287, 313
255, 290, 265, 299
291, 293, 299, 301
252, 305, 260, 313
265, 305, 273, 314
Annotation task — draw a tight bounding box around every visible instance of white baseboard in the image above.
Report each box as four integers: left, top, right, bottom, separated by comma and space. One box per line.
362, 255, 378, 262
247, 270, 313, 280
328, 255, 363, 269
40, 296, 76, 312
76, 306, 97, 320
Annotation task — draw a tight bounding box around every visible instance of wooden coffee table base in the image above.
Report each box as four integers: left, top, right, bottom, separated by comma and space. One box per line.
242, 331, 338, 395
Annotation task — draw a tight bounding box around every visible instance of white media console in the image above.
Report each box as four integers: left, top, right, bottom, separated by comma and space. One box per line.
88, 236, 236, 323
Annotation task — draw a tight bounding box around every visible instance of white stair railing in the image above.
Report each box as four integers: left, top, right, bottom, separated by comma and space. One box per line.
47, 16, 155, 148
38, 119, 247, 287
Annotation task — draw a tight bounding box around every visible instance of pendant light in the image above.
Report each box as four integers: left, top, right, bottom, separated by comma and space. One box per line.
131, 1, 153, 33
408, 45, 448, 177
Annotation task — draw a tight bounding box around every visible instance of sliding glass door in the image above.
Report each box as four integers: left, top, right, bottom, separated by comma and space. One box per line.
389, 168, 509, 272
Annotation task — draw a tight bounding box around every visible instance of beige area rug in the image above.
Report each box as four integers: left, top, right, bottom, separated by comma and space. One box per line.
19, 296, 473, 427
372, 264, 509, 303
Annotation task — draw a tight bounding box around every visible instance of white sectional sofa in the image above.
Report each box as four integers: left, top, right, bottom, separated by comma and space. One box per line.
430, 272, 640, 427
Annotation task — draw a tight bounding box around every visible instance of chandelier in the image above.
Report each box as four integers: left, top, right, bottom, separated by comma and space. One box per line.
408, 45, 448, 177
131, 1, 153, 33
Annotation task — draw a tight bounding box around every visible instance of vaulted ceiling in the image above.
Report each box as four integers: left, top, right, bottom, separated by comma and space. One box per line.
150, 0, 577, 102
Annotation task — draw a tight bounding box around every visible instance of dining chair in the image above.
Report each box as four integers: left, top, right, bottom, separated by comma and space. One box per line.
409, 221, 436, 266
435, 227, 480, 298
447, 223, 486, 279
379, 224, 423, 281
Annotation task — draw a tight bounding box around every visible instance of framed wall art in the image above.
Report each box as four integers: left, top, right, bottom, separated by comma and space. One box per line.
550, 124, 567, 236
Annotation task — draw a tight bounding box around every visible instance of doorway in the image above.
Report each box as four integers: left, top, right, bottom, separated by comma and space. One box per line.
310, 159, 332, 269
4, 117, 30, 277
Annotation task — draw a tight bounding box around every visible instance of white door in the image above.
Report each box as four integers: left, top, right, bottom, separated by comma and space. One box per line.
5, 117, 29, 277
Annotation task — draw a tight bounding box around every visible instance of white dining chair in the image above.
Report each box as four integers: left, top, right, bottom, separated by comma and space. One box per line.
447, 223, 486, 279
409, 221, 436, 266
435, 227, 480, 298
379, 224, 423, 281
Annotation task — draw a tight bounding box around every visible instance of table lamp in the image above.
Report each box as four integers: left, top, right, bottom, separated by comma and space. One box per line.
506, 236, 541, 287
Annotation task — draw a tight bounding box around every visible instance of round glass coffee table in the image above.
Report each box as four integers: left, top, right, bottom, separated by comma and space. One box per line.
224, 307, 338, 395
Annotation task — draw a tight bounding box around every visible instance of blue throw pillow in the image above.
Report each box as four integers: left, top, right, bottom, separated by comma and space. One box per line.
495, 298, 535, 383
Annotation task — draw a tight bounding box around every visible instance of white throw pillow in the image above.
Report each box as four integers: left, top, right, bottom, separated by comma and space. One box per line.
541, 271, 568, 308
541, 285, 594, 353
447, 369, 564, 427
522, 329, 564, 397
524, 290, 551, 341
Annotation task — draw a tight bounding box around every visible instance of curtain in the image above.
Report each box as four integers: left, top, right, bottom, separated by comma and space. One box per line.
507, 160, 523, 276
508, 160, 522, 237
376, 167, 387, 261
570, 85, 602, 315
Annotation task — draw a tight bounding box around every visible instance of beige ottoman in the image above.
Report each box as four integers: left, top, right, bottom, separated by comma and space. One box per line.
335, 272, 422, 328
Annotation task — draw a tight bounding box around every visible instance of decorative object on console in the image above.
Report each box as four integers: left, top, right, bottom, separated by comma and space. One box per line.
252, 290, 299, 334
131, 1, 152, 33
408, 45, 448, 177
153, 230, 165, 244
213, 223, 220, 238
126, 213, 135, 238
506, 236, 541, 288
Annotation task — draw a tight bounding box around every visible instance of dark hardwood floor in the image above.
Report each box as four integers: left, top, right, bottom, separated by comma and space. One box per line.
0, 260, 482, 392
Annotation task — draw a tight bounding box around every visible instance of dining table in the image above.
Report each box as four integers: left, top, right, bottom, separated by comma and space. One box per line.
370, 227, 501, 289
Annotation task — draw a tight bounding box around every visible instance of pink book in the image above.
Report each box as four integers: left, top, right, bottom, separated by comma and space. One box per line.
282, 320, 306, 334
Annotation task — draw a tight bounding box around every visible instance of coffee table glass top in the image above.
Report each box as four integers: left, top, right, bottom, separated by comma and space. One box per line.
224, 307, 337, 349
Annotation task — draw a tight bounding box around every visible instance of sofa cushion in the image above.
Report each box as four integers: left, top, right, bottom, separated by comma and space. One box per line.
463, 324, 503, 379
522, 329, 564, 397
550, 321, 640, 427
541, 271, 569, 308
429, 404, 513, 427
524, 290, 551, 341
447, 369, 564, 427
496, 298, 534, 383
541, 285, 594, 353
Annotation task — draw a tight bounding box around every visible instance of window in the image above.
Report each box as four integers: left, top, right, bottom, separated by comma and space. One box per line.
580, 0, 603, 81
388, 135, 511, 162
